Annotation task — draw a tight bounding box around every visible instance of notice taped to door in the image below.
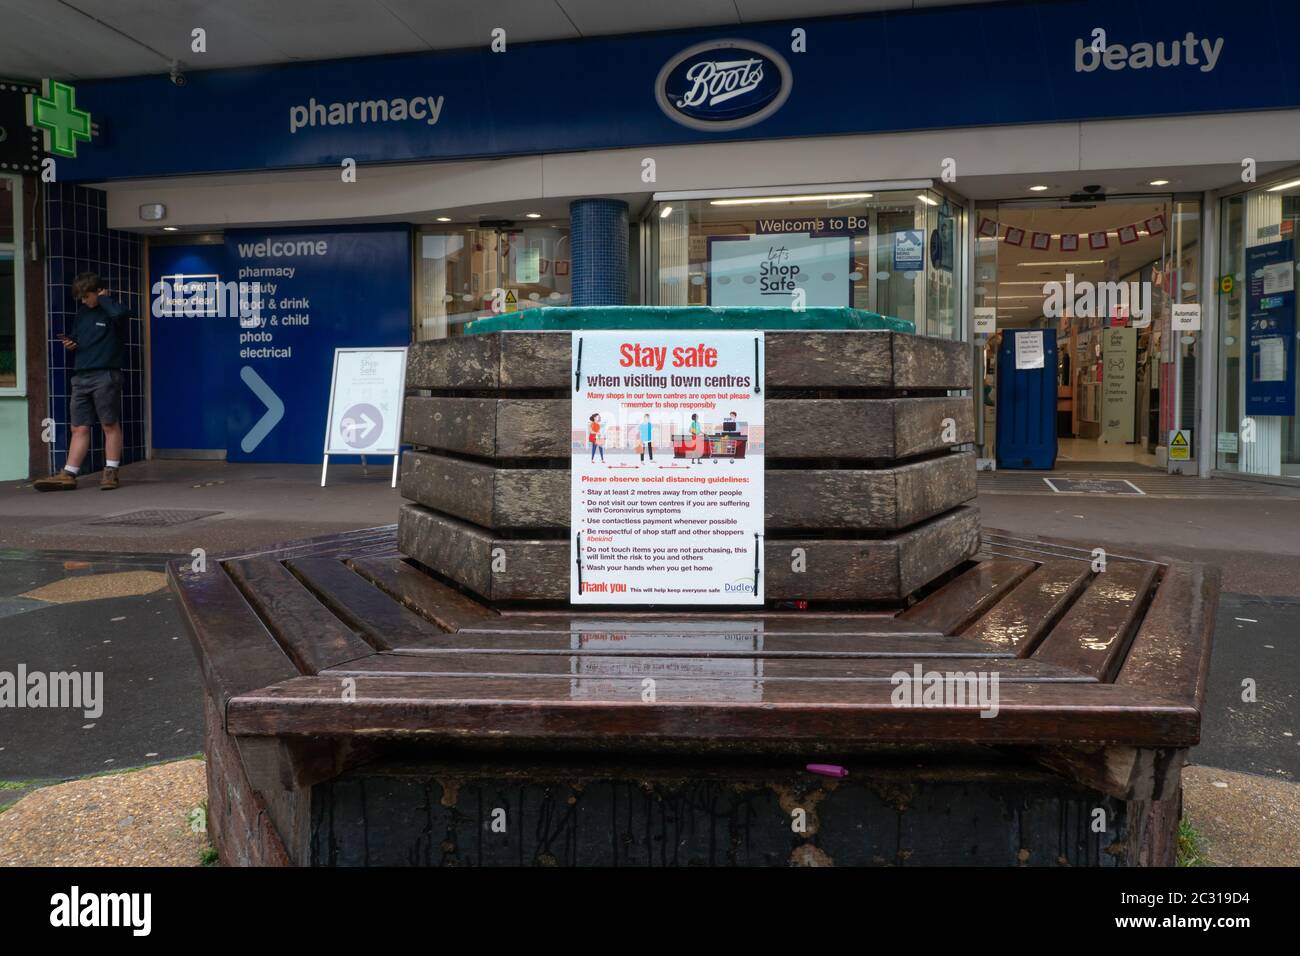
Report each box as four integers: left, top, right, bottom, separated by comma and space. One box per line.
571, 330, 765, 605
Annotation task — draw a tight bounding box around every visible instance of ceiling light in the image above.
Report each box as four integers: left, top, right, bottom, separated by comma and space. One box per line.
162, 226, 179, 231
659, 205, 673, 219
1266, 178, 1300, 192
1028, 185, 1049, 192
709, 192, 873, 206
916, 194, 939, 206
1148, 179, 1170, 186
435, 216, 451, 222
525, 212, 542, 219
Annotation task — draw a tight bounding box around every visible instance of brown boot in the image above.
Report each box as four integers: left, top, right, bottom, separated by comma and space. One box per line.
34, 470, 77, 491
100, 466, 120, 490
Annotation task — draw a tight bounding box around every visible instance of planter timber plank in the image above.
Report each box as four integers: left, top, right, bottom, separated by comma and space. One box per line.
399, 448, 976, 531
396, 502, 981, 602
404, 330, 971, 391
403, 395, 973, 460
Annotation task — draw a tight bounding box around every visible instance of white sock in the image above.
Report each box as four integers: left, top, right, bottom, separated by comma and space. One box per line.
64, 464, 80, 475
106, 460, 120, 468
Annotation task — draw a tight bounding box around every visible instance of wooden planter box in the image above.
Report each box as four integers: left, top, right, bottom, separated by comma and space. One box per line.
398, 330, 978, 603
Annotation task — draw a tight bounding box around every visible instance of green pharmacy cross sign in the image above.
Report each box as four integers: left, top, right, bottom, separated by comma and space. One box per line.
26, 79, 92, 158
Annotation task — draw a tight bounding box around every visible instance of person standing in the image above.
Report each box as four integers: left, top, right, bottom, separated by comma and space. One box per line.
34, 273, 129, 491
638, 414, 654, 462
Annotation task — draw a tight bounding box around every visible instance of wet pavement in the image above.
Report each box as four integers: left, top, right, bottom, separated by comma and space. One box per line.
1193, 594, 1300, 781
0, 551, 202, 789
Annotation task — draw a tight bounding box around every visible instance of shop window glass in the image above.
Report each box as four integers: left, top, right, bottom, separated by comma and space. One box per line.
1216, 181, 1300, 476
650, 189, 963, 339
415, 222, 571, 341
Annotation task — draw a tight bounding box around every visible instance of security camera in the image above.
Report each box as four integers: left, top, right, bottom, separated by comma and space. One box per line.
169, 61, 186, 86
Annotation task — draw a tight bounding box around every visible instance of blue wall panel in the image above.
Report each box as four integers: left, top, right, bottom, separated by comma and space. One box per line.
149, 243, 228, 450
147, 226, 411, 463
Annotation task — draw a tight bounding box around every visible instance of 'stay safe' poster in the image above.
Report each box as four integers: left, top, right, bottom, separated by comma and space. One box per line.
570, 331, 765, 604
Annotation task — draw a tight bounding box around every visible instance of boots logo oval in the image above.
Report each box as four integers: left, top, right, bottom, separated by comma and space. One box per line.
656, 40, 792, 131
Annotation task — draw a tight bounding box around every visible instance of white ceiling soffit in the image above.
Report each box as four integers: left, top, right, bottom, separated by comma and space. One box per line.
0, 0, 1004, 81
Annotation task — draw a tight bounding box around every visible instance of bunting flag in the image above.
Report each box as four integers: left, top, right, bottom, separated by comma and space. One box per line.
972, 212, 1167, 252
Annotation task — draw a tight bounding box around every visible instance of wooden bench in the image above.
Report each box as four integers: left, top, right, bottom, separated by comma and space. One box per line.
170, 525, 1217, 866
171, 323, 1216, 865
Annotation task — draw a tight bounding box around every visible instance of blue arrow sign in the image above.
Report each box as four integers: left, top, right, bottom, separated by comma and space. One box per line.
239, 365, 285, 452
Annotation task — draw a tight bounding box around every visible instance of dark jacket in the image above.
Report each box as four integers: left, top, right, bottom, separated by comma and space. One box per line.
71, 296, 130, 371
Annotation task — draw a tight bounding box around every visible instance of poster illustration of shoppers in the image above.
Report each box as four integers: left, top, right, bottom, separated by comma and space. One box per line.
570, 330, 765, 604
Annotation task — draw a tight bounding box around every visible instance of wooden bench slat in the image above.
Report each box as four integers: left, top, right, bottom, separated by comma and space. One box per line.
217, 525, 398, 564
1115, 562, 1219, 707
1032, 561, 1159, 681
225, 557, 376, 674
287, 556, 452, 651
166, 560, 301, 713
473, 616, 961, 635
383, 629, 1014, 658
346, 555, 500, 631
321, 653, 1090, 682
900, 557, 1037, 633
226, 675, 1197, 745
958, 560, 1092, 655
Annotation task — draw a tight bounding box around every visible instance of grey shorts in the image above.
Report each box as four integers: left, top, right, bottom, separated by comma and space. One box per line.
70, 369, 123, 427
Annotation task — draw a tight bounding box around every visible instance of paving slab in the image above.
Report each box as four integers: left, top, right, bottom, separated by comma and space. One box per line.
0, 758, 209, 867
1182, 766, 1300, 867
